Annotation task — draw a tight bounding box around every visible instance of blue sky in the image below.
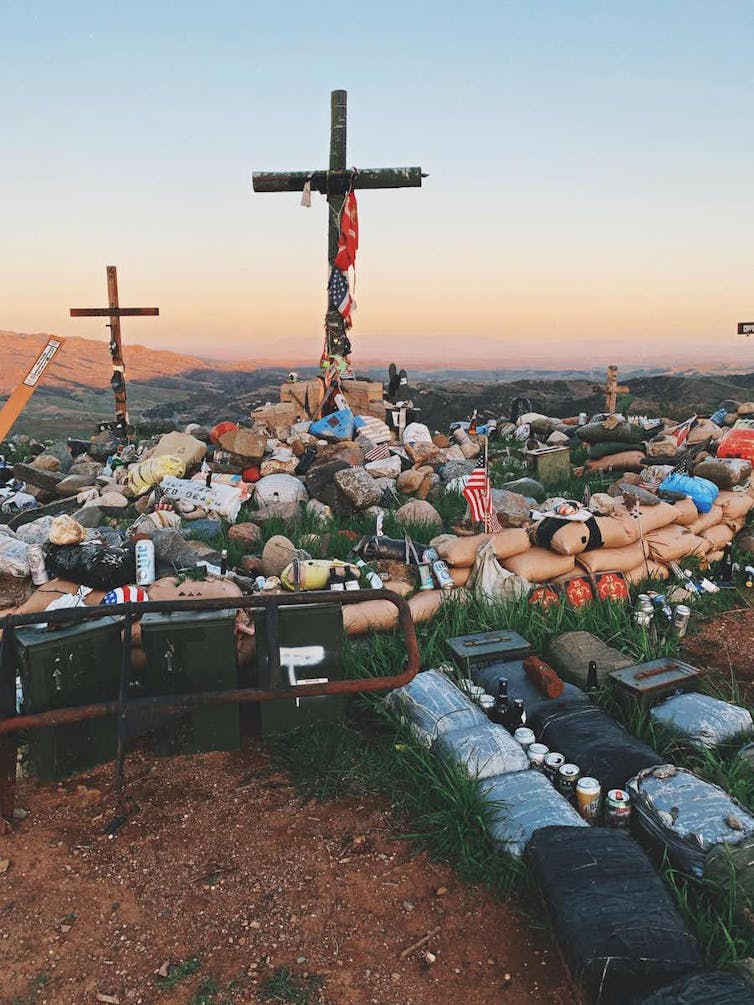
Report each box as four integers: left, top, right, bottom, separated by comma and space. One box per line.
1, 1, 753, 367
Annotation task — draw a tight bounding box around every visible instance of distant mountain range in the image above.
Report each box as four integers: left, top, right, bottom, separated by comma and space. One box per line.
1, 329, 753, 436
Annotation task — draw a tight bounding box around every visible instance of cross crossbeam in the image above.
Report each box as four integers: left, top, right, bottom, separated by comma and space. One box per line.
593, 364, 629, 414
70, 266, 159, 432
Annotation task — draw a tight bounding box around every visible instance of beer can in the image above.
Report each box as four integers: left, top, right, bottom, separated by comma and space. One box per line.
513, 727, 535, 750
557, 763, 580, 799
605, 788, 631, 828
134, 538, 156, 587
527, 742, 549, 769
672, 604, 691, 639
543, 752, 565, 782
254, 575, 267, 591
579, 412, 587, 425
576, 777, 602, 823
417, 563, 434, 591
27, 543, 49, 586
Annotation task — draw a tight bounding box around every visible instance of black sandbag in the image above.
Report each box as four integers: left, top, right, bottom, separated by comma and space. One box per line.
588, 440, 639, 460
527, 826, 701, 1003
635, 970, 754, 1004
529, 702, 661, 791
471, 659, 588, 719
44, 541, 136, 590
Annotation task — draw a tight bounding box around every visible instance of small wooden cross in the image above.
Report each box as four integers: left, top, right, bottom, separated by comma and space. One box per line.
70, 266, 159, 430
593, 364, 629, 414
252, 89, 425, 361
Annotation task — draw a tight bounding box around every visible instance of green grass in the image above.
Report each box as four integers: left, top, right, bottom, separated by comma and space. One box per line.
261, 967, 326, 1004
188, 976, 242, 1005
154, 956, 202, 989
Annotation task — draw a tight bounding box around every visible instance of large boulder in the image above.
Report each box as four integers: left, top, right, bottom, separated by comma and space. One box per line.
500, 477, 545, 501
395, 500, 443, 532
334, 467, 382, 511
228, 522, 262, 550
151, 528, 203, 577
440, 459, 477, 484
490, 489, 532, 528
365, 455, 402, 480
305, 498, 333, 525
57, 474, 98, 497
306, 456, 352, 510
262, 535, 298, 578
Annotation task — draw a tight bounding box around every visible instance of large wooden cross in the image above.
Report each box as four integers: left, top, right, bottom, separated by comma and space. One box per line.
593, 364, 629, 414
252, 89, 425, 361
70, 266, 159, 431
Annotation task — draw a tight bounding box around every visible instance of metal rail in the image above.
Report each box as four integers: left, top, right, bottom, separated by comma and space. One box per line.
0, 589, 420, 820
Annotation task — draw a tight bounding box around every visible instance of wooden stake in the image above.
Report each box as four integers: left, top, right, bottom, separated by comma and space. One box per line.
399, 926, 441, 960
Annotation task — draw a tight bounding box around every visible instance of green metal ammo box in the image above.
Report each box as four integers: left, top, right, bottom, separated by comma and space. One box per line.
254, 602, 346, 736
523, 444, 571, 488
140, 608, 240, 754
14, 616, 123, 782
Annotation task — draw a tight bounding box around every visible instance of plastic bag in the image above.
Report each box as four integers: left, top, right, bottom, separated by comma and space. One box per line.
650, 692, 753, 749
434, 722, 530, 779
45, 541, 136, 590
467, 540, 531, 603
0, 536, 30, 577
127, 455, 186, 496
160, 475, 243, 523
530, 702, 661, 792
385, 668, 487, 746
635, 971, 754, 1005
527, 826, 701, 1004
479, 770, 587, 857
628, 764, 754, 877
658, 472, 719, 513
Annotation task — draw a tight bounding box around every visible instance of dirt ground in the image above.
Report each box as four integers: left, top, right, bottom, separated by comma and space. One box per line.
683, 606, 754, 688
1, 742, 578, 1005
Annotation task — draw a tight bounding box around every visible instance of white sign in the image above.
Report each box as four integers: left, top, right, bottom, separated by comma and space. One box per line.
23, 338, 63, 387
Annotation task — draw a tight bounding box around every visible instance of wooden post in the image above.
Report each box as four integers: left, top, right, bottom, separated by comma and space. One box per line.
328, 89, 347, 266
593, 364, 629, 414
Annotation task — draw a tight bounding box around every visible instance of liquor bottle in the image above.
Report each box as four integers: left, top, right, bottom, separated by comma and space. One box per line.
220, 549, 228, 576
719, 545, 734, 588
489, 678, 509, 725
353, 557, 384, 590
468, 410, 478, 436
586, 660, 598, 691
504, 698, 525, 731
344, 569, 360, 590
329, 567, 345, 591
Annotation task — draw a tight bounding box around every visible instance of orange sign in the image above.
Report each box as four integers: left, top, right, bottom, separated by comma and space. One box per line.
0, 337, 65, 442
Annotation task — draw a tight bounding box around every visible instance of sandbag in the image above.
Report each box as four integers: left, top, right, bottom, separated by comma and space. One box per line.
13, 578, 107, 614
532, 516, 602, 556
686, 416, 725, 444
587, 440, 638, 460
148, 575, 242, 601
645, 525, 711, 563
545, 631, 633, 687
626, 561, 670, 584
435, 529, 530, 568
527, 827, 701, 1004
671, 497, 699, 526
635, 971, 754, 1005
715, 489, 754, 521
478, 770, 587, 858
577, 541, 647, 574
343, 599, 399, 636
531, 702, 662, 791
467, 540, 531, 603
593, 513, 639, 548
646, 434, 680, 458
628, 765, 754, 880
650, 693, 753, 749
700, 523, 735, 550
502, 547, 575, 584
659, 472, 719, 513
408, 589, 447, 624
693, 457, 752, 490
385, 668, 487, 745
577, 420, 648, 444
127, 455, 186, 496
585, 450, 646, 473
718, 426, 754, 463
434, 721, 530, 779
44, 541, 136, 591
449, 565, 471, 587
689, 503, 724, 534
471, 659, 588, 720
152, 431, 206, 467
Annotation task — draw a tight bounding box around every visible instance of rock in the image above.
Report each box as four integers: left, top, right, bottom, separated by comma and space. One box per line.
334, 467, 382, 510
395, 500, 443, 531
69, 460, 104, 480
184, 423, 211, 442
372, 477, 398, 496
56, 474, 98, 497
217, 427, 266, 461
694, 458, 752, 490
546, 431, 570, 446
440, 459, 477, 484
500, 477, 545, 501
13, 462, 63, 494
72, 506, 104, 528
405, 442, 442, 467
239, 555, 264, 576
262, 535, 298, 577
305, 498, 333, 524
42, 441, 73, 472
151, 528, 203, 577
16, 516, 56, 545
228, 522, 262, 550
91, 526, 124, 548
97, 491, 130, 508
432, 434, 450, 448
254, 501, 301, 522
365, 455, 402, 480
397, 469, 425, 495
0, 573, 33, 608
330, 442, 365, 467
31, 454, 61, 472
254, 473, 308, 507
490, 489, 532, 528
620, 483, 660, 506
87, 431, 120, 461
260, 457, 299, 476
185, 518, 223, 541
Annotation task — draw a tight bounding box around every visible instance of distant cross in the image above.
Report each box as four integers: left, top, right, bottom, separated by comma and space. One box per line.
252, 89, 425, 362
70, 266, 159, 431
593, 364, 629, 414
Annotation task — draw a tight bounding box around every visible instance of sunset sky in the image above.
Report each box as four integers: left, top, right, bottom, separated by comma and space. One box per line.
2, 1, 753, 370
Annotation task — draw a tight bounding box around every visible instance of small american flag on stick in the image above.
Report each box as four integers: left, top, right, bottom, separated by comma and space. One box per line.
463, 467, 502, 532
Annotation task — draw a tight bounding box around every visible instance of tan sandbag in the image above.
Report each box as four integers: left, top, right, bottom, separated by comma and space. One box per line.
585, 450, 646, 473
690, 504, 724, 535
435, 532, 490, 567
705, 550, 725, 565
546, 521, 597, 556
645, 525, 711, 563
342, 600, 397, 636
594, 514, 639, 548
502, 548, 576, 584
489, 528, 531, 561
625, 561, 670, 584
672, 497, 699, 527
716, 490, 754, 521
408, 589, 446, 623
686, 417, 724, 444
577, 542, 647, 574
148, 576, 242, 601
382, 579, 413, 597
727, 515, 747, 533
449, 565, 471, 587
635, 501, 681, 532
153, 430, 207, 467
700, 523, 735, 550
13, 578, 107, 615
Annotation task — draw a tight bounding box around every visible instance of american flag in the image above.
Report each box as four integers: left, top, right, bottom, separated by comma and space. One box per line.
674, 415, 698, 446
328, 267, 354, 327
360, 437, 390, 462
463, 467, 502, 532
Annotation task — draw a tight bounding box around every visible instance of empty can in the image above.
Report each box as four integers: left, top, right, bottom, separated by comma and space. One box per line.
513, 727, 535, 750
527, 742, 549, 769
557, 763, 580, 800
605, 788, 632, 828
576, 777, 602, 823
543, 752, 565, 782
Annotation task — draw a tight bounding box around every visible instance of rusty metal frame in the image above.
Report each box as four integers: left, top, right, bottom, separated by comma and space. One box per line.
0, 589, 420, 820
